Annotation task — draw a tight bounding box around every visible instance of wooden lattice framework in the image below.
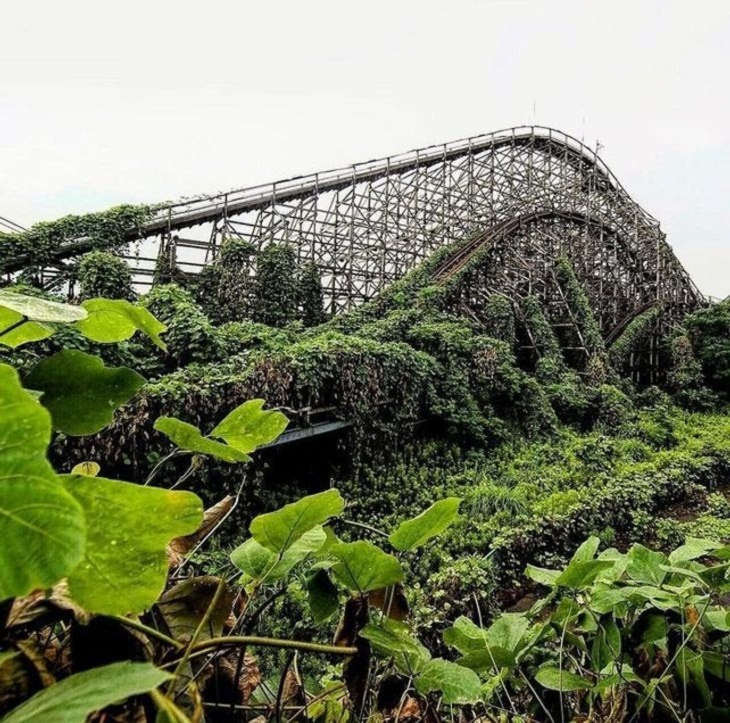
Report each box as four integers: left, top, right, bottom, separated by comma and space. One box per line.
14, 126, 703, 331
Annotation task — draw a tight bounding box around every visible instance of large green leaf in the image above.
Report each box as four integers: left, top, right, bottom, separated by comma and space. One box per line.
3, 661, 171, 723
591, 617, 622, 670
669, 538, 720, 564
75, 298, 167, 350
456, 644, 516, 671
443, 616, 488, 655
250, 489, 344, 554
444, 617, 516, 670
636, 612, 669, 644
534, 666, 592, 692
306, 568, 340, 623
329, 540, 403, 593
555, 560, 615, 589
0, 307, 52, 348
704, 651, 730, 682
60, 474, 203, 615
443, 615, 526, 670
704, 609, 730, 632
25, 350, 145, 436
0, 364, 86, 600
626, 544, 668, 586
415, 659, 482, 704
388, 497, 462, 551
154, 417, 250, 463
0, 290, 87, 322
676, 647, 711, 708
485, 613, 531, 653
570, 536, 601, 564
210, 399, 288, 453
623, 584, 679, 611
526, 564, 561, 587
589, 585, 629, 615
231, 526, 327, 583
361, 620, 430, 674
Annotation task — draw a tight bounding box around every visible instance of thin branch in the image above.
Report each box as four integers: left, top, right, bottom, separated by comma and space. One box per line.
144, 450, 191, 486
190, 635, 358, 657
336, 518, 389, 539
110, 614, 182, 650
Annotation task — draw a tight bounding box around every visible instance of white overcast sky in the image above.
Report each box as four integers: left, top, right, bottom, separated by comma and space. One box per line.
1, 0, 728, 297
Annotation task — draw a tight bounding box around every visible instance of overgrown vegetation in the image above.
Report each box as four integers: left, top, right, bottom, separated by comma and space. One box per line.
0, 204, 153, 282
1, 213, 729, 722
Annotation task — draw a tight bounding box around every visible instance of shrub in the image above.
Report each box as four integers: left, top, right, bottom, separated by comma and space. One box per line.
142, 283, 219, 369
77, 250, 135, 301
685, 298, 730, 399
253, 243, 299, 326
298, 260, 326, 326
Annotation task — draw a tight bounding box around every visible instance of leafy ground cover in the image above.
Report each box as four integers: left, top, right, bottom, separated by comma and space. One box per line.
1, 220, 730, 720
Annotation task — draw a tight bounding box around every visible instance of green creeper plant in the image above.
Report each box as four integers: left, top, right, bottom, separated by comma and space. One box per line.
298, 260, 326, 326
76, 250, 135, 301
253, 242, 299, 327
0, 204, 152, 276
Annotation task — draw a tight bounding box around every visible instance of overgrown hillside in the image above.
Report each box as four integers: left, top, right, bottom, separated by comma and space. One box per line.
1, 225, 730, 722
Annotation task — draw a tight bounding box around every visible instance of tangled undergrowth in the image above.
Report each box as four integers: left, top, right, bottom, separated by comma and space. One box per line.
2, 225, 730, 721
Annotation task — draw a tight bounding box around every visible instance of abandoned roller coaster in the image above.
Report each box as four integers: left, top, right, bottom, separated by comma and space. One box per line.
2, 126, 704, 377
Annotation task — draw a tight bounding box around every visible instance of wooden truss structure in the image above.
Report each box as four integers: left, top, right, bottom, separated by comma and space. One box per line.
136, 126, 701, 319
17, 126, 704, 335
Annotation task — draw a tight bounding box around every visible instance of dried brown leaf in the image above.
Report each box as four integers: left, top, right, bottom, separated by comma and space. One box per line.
279, 665, 304, 708
156, 576, 234, 644
7, 581, 90, 630
198, 650, 261, 708
368, 584, 409, 621
395, 696, 423, 720
334, 596, 370, 715
167, 496, 235, 567
15, 640, 56, 689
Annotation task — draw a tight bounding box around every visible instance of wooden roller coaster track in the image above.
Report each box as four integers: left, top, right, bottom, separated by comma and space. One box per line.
3, 126, 703, 348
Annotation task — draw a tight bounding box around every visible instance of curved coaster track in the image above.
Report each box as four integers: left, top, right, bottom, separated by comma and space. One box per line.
5, 126, 703, 348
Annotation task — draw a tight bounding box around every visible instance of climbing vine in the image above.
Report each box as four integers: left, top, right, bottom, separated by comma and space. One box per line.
298, 260, 326, 327
253, 243, 299, 327
554, 257, 606, 355
480, 294, 516, 346
0, 204, 153, 278
207, 237, 257, 323
608, 304, 662, 370
77, 251, 136, 301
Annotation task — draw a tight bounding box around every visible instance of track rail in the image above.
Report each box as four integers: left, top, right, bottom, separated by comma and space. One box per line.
3, 126, 660, 273
431, 210, 639, 285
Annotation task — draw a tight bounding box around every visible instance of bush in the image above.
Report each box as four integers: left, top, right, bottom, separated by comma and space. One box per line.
685, 299, 730, 399
298, 260, 326, 326
77, 250, 135, 301
253, 243, 299, 326
141, 283, 219, 370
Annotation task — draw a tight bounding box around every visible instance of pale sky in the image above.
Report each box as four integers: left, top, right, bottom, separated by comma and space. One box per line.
1, 0, 728, 297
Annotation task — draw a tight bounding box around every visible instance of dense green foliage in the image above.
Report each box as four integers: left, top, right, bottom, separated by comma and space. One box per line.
298, 260, 326, 327
0, 204, 153, 280
2, 203, 730, 721
77, 250, 136, 301
253, 243, 299, 326
194, 237, 257, 323
685, 298, 730, 399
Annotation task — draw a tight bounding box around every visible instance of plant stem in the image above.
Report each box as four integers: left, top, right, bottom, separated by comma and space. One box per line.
337, 518, 389, 539
172, 577, 227, 688
190, 635, 358, 657
144, 450, 190, 486
110, 614, 182, 650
